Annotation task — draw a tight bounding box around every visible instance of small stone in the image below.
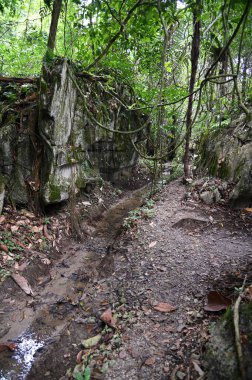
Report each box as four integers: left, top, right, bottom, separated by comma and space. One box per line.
213, 189, 221, 202
200, 191, 214, 205
176, 371, 186, 379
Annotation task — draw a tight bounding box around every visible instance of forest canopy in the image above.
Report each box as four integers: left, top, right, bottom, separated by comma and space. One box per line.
0, 0, 251, 177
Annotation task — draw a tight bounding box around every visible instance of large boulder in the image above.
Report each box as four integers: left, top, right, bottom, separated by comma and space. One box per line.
0, 60, 143, 206
205, 303, 252, 380
197, 114, 252, 207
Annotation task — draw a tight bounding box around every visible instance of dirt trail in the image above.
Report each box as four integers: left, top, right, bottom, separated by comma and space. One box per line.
0, 180, 251, 379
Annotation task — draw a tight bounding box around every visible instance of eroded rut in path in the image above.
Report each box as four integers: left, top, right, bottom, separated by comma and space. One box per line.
0, 186, 148, 380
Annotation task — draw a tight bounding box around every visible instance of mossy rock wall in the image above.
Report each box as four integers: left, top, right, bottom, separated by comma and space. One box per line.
197, 114, 252, 207
0, 60, 143, 206
205, 303, 252, 380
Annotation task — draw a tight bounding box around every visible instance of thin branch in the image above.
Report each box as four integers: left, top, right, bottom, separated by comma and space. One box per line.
67, 64, 149, 135
234, 275, 247, 380
205, 0, 252, 78
85, 1, 157, 71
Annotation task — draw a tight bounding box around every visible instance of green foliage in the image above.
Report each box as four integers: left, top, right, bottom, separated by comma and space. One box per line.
123, 198, 155, 229
0, 0, 250, 165
0, 268, 10, 281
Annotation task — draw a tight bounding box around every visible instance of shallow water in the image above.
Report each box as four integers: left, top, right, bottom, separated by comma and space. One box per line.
0, 333, 44, 380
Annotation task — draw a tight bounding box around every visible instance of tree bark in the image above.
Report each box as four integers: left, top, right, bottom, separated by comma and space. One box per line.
47, 0, 63, 52
183, 0, 201, 179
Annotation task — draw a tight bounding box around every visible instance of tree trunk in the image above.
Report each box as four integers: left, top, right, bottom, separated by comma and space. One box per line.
183, 0, 201, 179
47, 0, 63, 52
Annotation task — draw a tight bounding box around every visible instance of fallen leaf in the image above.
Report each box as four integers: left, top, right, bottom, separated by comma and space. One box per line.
76, 350, 84, 364
43, 224, 52, 240
10, 225, 19, 232
11, 273, 34, 296
82, 201, 91, 207
244, 208, 252, 213
204, 291, 231, 311
145, 356, 156, 366
81, 333, 102, 348
0, 215, 6, 224
22, 210, 35, 218
0, 342, 17, 353
14, 261, 28, 271
102, 331, 114, 343
154, 302, 176, 313
31, 225, 43, 233
41, 258, 51, 265
149, 241, 157, 248
100, 308, 116, 327
16, 220, 27, 226
245, 285, 252, 300
0, 243, 9, 254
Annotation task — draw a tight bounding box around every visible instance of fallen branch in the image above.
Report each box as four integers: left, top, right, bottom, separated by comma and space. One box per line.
0, 76, 37, 84
234, 275, 247, 380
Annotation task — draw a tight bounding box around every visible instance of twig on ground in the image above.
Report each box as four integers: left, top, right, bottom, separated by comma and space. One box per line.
234, 275, 247, 380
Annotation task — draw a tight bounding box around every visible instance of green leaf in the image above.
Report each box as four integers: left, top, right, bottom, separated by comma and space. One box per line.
73, 371, 84, 380
81, 333, 102, 348
84, 367, 91, 380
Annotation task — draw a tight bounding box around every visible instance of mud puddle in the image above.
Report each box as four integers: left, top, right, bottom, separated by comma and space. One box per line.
0, 185, 149, 379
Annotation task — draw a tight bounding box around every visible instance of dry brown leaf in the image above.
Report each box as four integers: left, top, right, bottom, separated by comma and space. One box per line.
43, 224, 53, 240
10, 225, 19, 232
0, 215, 6, 224
0, 342, 17, 353
14, 261, 28, 272
145, 356, 156, 366
22, 210, 35, 218
100, 307, 116, 327
204, 291, 231, 312
16, 220, 27, 226
245, 285, 252, 300
0, 243, 9, 254
76, 350, 84, 364
149, 241, 157, 248
244, 208, 252, 213
11, 273, 34, 296
31, 225, 43, 233
154, 302, 176, 313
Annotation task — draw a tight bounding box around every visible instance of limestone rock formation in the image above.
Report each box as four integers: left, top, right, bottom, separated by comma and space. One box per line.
197, 114, 252, 207
0, 60, 144, 206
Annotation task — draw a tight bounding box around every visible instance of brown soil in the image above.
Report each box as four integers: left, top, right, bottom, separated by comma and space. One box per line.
0, 179, 251, 380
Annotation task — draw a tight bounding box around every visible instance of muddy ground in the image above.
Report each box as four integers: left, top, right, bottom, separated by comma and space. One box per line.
0, 178, 252, 380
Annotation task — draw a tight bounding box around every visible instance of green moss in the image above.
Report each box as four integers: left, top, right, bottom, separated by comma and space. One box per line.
49, 184, 61, 202
221, 306, 233, 328
242, 301, 252, 318
75, 177, 86, 189
208, 154, 218, 176
218, 160, 231, 179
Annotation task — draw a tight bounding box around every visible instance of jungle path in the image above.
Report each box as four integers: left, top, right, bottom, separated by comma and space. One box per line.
0, 180, 251, 380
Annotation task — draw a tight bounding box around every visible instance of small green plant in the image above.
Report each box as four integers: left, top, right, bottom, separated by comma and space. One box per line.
73, 364, 91, 380
0, 232, 23, 253
0, 268, 10, 281
43, 217, 51, 225
123, 197, 155, 229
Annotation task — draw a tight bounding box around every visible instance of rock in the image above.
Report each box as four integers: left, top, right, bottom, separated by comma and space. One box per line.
0, 60, 145, 205
200, 190, 214, 205
176, 371, 186, 379
197, 114, 252, 207
0, 175, 4, 214
213, 188, 221, 203
205, 303, 252, 380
